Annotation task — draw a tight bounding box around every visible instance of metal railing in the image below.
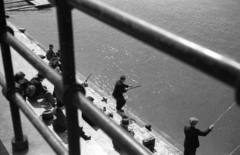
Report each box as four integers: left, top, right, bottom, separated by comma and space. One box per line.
0, 73, 68, 155
0, 0, 240, 154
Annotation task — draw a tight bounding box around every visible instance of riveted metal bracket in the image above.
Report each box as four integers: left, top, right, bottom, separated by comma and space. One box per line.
4, 86, 21, 102
63, 83, 86, 104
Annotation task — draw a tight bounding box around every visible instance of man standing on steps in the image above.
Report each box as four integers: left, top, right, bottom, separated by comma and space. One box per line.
112, 75, 130, 112
184, 117, 214, 155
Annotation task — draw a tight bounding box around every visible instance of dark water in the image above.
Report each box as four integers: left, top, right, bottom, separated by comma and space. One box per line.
8, 0, 240, 154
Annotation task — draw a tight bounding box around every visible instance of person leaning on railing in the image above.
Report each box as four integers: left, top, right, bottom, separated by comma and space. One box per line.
52, 75, 91, 141
52, 100, 91, 140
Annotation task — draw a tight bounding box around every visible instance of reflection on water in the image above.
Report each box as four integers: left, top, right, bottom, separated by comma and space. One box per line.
8, 0, 240, 154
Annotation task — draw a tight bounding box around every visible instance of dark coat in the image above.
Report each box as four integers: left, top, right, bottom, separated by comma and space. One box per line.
49, 57, 61, 69
184, 126, 211, 149
53, 107, 90, 140
46, 49, 55, 61
18, 78, 35, 99
30, 77, 47, 97
82, 113, 96, 127
53, 108, 67, 132
112, 80, 129, 98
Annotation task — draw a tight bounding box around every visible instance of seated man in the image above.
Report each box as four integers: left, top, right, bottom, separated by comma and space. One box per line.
49, 56, 61, 70
14, 71, 56, 107
52, 100, 91, 140
30, 72, 48, 95
46, 44, 56, 61
29, 72, 56, 107
14, 71, 34, 100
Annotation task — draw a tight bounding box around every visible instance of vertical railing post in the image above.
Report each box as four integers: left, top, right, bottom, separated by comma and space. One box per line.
55, 0, 81, 154
0, 0, 28, 151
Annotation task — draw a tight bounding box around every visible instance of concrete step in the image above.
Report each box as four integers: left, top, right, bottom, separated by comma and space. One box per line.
27, 99, 111, 155
81, 139, 108, 155
94, 130, 120, 155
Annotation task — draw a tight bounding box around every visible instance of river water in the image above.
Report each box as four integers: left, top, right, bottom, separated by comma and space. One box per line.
7, 0, 240, 154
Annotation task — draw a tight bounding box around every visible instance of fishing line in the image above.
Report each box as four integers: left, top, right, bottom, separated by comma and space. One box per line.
213, 102, 235, 126
229, 144, 240, 155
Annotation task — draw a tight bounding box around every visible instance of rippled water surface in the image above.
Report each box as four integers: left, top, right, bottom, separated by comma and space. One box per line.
8, 0, 240, 154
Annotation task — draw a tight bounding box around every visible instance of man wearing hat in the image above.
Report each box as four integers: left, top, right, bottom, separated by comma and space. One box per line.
40, 110, 56, 126
184, 117, 214, 155
112, 75, 130, 112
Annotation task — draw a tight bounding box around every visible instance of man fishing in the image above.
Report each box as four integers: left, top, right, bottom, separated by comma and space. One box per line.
112, 75, 136, 112
184, 117, 214, 155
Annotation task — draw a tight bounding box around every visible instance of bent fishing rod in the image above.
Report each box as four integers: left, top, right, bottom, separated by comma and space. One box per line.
213, 102, 236, 126
128, 85, 142, 90
84, 73, 92, 83
229, 144, 240, 155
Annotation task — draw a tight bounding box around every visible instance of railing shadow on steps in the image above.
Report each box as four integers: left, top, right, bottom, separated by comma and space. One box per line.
1, 0, 240, 154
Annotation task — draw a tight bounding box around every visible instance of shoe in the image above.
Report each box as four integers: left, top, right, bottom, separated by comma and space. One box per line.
117, 109, 124, 112
83, 135, 91, 141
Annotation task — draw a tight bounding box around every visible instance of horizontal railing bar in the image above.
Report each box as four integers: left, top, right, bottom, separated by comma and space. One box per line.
2, 32, 151, 155
72, 92, 151, 155
0, 73, 68, 155
68, 0, 240, 87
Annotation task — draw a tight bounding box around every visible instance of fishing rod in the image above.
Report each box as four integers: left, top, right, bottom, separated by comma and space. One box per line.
229, 144, 240, 155
128, 85, 142, 90
81, 73, 92, 87
84, 73, 92, 83
213, 102, 235, 126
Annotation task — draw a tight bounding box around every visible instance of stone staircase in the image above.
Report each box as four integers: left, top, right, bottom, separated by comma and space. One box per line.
0, 21, 183, 155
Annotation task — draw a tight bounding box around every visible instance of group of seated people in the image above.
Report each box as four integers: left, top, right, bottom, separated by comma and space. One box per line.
14, 70, 92, 141
14, 43, 91, 141
14, 71, 56, 107
38, 44, 61, 72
